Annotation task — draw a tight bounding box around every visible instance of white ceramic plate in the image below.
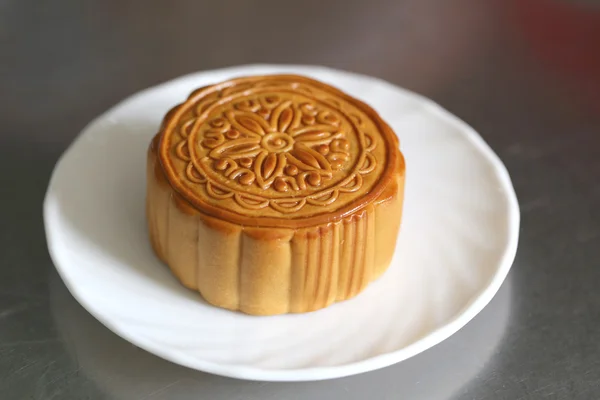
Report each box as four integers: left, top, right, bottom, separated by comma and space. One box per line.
44, 65, 519, 382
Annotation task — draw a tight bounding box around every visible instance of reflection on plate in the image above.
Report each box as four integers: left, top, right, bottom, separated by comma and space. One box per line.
44, 65, 519, 381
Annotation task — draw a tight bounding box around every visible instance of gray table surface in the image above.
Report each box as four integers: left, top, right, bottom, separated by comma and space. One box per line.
1, 1, 599, 399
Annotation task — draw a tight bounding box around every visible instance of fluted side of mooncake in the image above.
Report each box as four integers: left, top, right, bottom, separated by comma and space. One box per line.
147, 139, 404, 315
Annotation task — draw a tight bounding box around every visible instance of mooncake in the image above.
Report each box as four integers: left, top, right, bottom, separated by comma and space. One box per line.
146, 74, 405, 315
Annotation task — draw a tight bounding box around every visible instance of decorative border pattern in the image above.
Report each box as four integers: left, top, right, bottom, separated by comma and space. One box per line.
162, 77, 382, 215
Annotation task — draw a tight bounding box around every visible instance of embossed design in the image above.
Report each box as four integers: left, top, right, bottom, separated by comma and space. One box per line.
199, 96, 351, 193
166, 78, 382, 214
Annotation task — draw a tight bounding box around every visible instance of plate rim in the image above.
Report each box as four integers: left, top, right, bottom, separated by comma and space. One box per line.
44, 64, 520, 381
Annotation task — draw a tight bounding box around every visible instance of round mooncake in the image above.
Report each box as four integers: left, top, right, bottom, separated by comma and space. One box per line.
147, 74, 405, 315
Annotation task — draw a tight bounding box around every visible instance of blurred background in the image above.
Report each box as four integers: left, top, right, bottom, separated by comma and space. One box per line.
1, 1, 599, 399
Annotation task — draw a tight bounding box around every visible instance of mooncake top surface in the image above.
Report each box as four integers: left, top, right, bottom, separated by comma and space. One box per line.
158, 74, 402, 227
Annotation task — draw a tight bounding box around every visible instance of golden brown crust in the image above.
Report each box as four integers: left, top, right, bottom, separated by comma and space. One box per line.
147, 74, 405, 315
157, 74, 399, 228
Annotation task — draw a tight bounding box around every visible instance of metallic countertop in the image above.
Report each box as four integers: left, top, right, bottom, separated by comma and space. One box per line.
1, 1, 599, 399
